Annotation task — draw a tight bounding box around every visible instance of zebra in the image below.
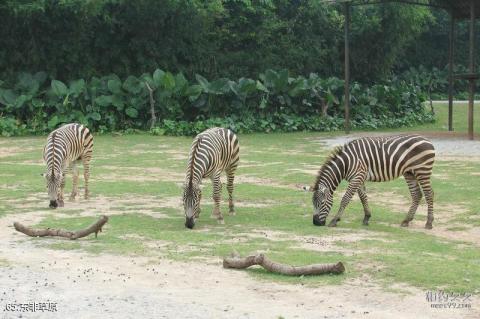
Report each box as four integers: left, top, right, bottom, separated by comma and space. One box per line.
309, 134, 435, 229
43, 123, 93, 208
183, 127, 240, 229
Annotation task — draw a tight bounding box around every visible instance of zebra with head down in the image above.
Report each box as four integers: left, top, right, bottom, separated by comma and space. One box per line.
43, 123, 93, 208
309, 134, 435, 229
183, 127, 239, 229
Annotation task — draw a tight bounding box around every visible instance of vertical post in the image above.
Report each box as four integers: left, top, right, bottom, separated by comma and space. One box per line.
344, 2, 351, 134
448, 10, 455, 131
468, 0, 475, 140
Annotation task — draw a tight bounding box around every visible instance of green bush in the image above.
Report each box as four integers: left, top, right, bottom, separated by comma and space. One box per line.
0, 69, 433, 136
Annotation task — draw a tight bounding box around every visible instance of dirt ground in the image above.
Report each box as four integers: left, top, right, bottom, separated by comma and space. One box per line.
0, 213, 477, 319
1, 133, 479, 319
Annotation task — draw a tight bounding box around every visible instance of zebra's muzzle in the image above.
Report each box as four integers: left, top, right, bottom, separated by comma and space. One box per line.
185, 217, 195, 229
313, 215, 326, 226
49, 200, 58, 209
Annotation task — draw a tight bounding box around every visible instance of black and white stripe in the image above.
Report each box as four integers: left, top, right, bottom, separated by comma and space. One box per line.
183, 127, 240, 229
311, 134, 435, 228
43, 123, 93, 208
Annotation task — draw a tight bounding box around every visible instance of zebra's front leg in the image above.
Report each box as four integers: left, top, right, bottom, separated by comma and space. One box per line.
226, 165, 237, 216
58, 174, 66, 207
357, 184, 371, 225
211, 173, 224, 224
69, 163, 79, 201
328, 171, 366, 227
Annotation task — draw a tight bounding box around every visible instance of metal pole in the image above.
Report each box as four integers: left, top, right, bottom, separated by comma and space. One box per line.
448, 10, 455, 131
344, 2, 351, 134
468, 0, 475, 140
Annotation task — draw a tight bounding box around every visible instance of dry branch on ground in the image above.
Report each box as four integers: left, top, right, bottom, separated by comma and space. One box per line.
13, 215, 108, 240
223, 252, 345, 276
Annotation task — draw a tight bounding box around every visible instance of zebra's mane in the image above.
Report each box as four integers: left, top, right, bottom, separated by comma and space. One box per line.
312, 145, 344, 191
188, 136, 202, 187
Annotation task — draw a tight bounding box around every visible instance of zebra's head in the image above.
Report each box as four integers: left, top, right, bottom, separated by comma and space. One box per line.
43, 171, 63, 209
183, 183, 202, 229
311, 184, 333, 226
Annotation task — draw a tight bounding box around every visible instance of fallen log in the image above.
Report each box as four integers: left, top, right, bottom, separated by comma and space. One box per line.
13, 215, 108, 240
223, 252, 345, 276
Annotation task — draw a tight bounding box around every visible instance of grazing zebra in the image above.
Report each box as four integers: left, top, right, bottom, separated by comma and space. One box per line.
43, 123, 93, 208
183, 127, 240, 229
310, 134, 435, 229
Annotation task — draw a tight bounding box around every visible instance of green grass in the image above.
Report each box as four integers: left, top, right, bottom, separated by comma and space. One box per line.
0, 103, 479, 291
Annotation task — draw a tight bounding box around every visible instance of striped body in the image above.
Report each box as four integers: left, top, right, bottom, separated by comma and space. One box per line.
43, 123, 93, 208
183, 127, 240, 228
311, 134, 435, 228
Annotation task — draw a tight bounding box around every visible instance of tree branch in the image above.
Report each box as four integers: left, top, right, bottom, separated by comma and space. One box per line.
13, 215, 108, 240
223, 252, 345, 276
145, 82, 157, 130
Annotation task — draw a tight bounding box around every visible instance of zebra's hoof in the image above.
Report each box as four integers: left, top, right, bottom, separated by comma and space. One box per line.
217, 219, 225, 225
229, 210, 236, 216
425, 223, 433, 230
327, 220, 338, 227
69, 196, 76, 202
57, 200, 64, 207
362, 221, 369, 226
400, 221, 410, 227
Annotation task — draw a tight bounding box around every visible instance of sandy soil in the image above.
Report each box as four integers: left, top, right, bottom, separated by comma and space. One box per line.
0, 211, 478, 319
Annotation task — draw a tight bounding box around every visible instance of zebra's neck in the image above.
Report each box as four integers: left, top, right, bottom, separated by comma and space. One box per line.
186, 138, 211, 186
315, 154, 346, 193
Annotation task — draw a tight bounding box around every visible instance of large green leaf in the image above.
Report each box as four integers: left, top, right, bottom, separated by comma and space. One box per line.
48, 115, 59, 129
51, 80, 68, 97
0, 89, 17, 105
208, 78, 230, 95
174, 73, 188, 93
88, 112, 101, 121
112, 95, 125, 110
185, 84, 203, 101
123, 76, 142, 94
195, 74, 210, 91
69, 79, 86, 97
14, 94, 29, 109
153, 69, 165, 87
161, 72, 176, 90
125, 107, 138, 118
107, 79, 122, 94
95, 95, 113, 107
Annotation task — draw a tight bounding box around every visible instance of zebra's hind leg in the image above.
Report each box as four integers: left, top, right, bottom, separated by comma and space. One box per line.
82, 157, 91, 200
69, 163, 79, 201
357, 184, 371, 225
418, 176, 434, 229
226, 165, 237, 216
401, 172, 422, 227
211, 173, 224, 224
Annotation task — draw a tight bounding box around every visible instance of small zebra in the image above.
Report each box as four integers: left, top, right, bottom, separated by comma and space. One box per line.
43, 123, 93, 208
183, 127, 240, 229
309, 134, 435, 228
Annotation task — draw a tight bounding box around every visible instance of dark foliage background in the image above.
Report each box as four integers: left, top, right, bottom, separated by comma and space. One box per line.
1, 0, 476, 135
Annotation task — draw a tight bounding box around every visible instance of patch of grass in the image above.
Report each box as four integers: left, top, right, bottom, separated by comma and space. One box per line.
0, 103, 479, 292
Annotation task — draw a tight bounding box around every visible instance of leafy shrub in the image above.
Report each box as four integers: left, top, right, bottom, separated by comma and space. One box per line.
0, 69, 432, 136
